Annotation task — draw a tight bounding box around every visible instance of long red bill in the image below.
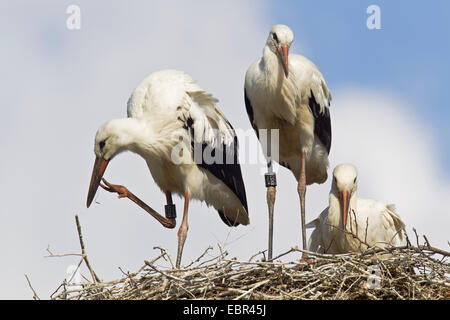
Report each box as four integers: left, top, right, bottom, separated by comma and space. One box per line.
86, 156, 109, 208
278, 45, 289, 77
340, 189, 350, 228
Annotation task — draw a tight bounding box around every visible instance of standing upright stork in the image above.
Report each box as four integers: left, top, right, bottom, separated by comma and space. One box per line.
244, 24, 331, 259
86, 69, 249, 268
307, 164, 407, 254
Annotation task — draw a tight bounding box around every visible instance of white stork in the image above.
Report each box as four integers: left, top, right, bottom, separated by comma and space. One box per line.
86, 69, 249, 268
244, 24, 331, 259
307, 164, 407, 254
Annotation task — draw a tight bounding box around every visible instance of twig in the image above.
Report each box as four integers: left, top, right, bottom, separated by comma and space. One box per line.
144, 261, 193, 284
24, 274, 40, 300
75, 214, 100, 283
233, 279, 270, 300
413, 228, 420, 247
418, 245, 450, 257
269, 247, 299, 262
423, 235, 431, 248
249, 249, 267, 262
45, 253, 83, 258
325, 221, 373, 250
186, 246, 213, 268
153, 246, 175, 269
364, 217, 369, 245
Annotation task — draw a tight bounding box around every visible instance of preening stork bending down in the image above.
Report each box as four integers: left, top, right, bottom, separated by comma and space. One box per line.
244, 24, 331, 259
86, 69, 249, 268
307, 164, 407, 254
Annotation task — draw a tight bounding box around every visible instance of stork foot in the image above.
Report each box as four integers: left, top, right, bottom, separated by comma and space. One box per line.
176, 224, 188, 268
100, 178, 130, 199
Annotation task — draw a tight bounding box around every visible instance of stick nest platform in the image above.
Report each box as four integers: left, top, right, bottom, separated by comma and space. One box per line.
36, 215, 449, 300
51, 244, 449, 300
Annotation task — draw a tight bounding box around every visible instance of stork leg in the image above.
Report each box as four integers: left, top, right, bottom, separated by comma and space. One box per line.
265, 167, 277, 261
176, 190, 189, 268
100, 178, 176, 229
298, 150, 307, 255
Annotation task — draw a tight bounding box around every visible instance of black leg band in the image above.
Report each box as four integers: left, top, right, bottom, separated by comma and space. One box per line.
165, 204, 176, 219
265, 172, 277, 187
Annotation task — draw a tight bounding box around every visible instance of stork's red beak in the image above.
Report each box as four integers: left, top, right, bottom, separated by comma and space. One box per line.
339, 189, 350, 228
278, 45, 289, 78
86, 156, 109, 208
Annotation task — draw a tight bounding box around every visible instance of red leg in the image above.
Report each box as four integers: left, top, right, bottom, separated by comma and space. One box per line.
267, 185, 276, 261
265, 131, 277, 261
165, 191, 173, 205
100, 178, 176, 229
176, 190, 189, 268
297, 151, 308, 256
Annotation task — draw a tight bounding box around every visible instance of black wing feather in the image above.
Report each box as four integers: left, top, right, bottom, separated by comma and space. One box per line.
244, 89, 259, 139
184, 117, 248, 227
309, 90, 332, 154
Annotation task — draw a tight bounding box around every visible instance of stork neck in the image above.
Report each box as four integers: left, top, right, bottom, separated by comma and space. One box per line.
263, 46, 285, 88
122, 117, 184, 164
108, 118, 157, 158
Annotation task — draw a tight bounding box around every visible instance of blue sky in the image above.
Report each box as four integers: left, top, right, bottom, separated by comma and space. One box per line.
268, 0, 450, 174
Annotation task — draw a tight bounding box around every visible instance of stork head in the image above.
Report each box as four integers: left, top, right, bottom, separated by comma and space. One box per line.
331, 164, 358, 228
266, 24, 294, 78
86, 119, 134, 208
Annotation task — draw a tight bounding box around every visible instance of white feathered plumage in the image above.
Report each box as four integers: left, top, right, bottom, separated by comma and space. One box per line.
90, 69, 248, 225
244, 24, 332, 257
87, 69, 249, 267
245, 25, 331, 183
307, 164, 407, 254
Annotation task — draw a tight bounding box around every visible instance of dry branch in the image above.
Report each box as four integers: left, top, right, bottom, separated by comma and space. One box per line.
24, 274, 40, 300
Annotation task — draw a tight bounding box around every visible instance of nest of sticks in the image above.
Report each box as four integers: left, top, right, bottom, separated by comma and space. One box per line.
42, 216, 449, 300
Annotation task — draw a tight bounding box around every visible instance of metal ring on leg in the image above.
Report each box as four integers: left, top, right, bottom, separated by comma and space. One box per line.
265, 172, 277, 187
164, 204, 176, 219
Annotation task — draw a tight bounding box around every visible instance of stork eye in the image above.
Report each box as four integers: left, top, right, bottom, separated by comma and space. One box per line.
99, 140, 106, 150
272, 33, 278, 42
354, 177, 357, 183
